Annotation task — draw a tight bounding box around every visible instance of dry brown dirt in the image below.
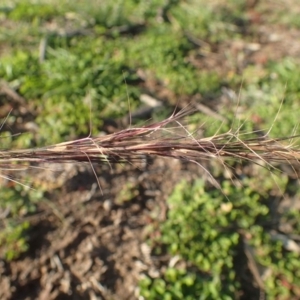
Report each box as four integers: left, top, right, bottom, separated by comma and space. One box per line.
2, 3, 300, 299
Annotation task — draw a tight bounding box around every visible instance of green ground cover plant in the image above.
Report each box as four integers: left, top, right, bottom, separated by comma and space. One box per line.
1, 0, 300, 298
140, 174, 300, 298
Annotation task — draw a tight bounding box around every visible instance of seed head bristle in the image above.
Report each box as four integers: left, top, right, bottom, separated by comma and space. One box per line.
0, 109, 300, 172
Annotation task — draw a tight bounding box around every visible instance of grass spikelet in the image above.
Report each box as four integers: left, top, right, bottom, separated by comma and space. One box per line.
1, 108, 300, 173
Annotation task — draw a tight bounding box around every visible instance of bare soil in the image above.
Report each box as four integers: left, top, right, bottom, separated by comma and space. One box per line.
2, 3, 300, 299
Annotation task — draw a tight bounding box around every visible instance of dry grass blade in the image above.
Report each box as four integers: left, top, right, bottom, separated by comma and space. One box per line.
1, 109, 300, 170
